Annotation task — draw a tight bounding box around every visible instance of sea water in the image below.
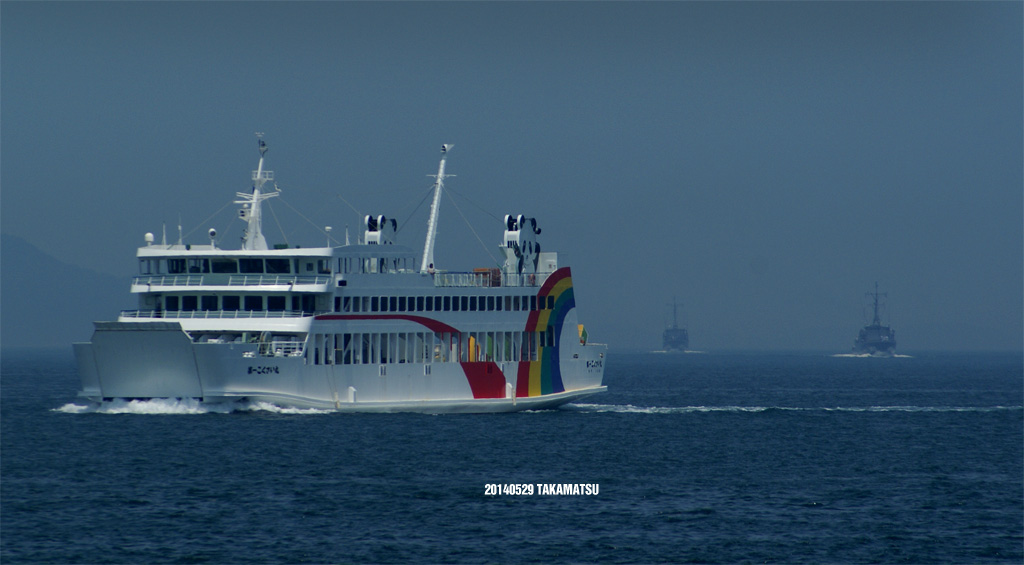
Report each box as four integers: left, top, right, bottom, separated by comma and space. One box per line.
2, 349, 1021, 563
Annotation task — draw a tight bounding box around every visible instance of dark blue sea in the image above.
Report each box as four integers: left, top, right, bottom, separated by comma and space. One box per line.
2, 349, 1022, 564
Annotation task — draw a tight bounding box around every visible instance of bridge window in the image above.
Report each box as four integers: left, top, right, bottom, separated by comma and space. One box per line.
201, 296, 218, 311
188, 258, 210, 273
240, 259, 264, 274
168, 259, 187, 274
266, 259, 290, 274
166, 296, 179, 310
212, 259, 238, 273
182, 296, 198, 311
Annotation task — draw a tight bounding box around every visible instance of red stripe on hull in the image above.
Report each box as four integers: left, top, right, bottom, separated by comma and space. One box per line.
460, 362, 506, 399
515, 361, 532, 398
315, 314, 460, 335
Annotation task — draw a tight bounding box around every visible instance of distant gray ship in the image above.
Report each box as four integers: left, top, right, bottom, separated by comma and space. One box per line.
663, 297, 689, 352
853, 282, 896, 355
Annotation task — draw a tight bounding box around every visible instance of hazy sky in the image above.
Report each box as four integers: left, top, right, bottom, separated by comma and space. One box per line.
2, 1, 1021, 352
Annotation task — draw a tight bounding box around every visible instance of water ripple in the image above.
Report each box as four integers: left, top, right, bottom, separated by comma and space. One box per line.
565, 403, 1023, 414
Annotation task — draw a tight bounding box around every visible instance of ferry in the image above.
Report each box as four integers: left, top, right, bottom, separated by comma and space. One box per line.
73, 138, 607, 412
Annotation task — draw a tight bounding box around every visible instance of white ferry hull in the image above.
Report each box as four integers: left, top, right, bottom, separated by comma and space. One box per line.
75, 319, 607, 413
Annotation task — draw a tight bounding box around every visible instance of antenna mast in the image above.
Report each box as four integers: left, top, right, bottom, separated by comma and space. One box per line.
420, 144, 453, 273
236, 133, 279, 250
868, 282, 886, 326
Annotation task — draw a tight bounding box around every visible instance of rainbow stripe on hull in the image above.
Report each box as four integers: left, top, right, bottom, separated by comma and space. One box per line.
516, 267, 575, 398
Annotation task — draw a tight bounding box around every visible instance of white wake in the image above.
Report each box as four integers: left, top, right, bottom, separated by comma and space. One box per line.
566, 403, 1021, 414
54, 398, 332, 415
832, 353, 914, 358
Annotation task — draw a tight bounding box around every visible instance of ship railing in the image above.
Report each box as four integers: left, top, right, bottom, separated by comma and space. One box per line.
132, 275, 206, 286
131, 275, 330, 287
227, 275, 330, 287
432, 270, 550, 288
432, 272, 492, 288
121, 310, 314, 319
501, 272, 551, 288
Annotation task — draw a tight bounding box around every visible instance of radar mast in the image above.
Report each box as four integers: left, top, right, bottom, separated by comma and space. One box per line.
235, 133, 279, 250
420, 144, 453, 272
868, 281, 886, 326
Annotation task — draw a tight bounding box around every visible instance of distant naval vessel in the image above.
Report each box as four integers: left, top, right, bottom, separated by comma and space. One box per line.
853, 282, 896, 356
662, 297, 689, 352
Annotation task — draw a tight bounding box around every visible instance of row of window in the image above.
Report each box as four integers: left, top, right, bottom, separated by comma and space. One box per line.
310, 329, 556, 366
140, 256, 415, 276
157, 292, 551, 314
337, 293, 555, 313
163, 294, 316, 313
140, 257, 331, 276
156, 292, 553, 315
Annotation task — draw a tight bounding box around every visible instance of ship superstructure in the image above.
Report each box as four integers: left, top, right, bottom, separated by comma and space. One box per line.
853, 282, 896, 356
74, 139, 606, 412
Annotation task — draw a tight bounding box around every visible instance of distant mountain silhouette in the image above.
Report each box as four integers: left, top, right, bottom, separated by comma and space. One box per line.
1, 234, 130, 349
